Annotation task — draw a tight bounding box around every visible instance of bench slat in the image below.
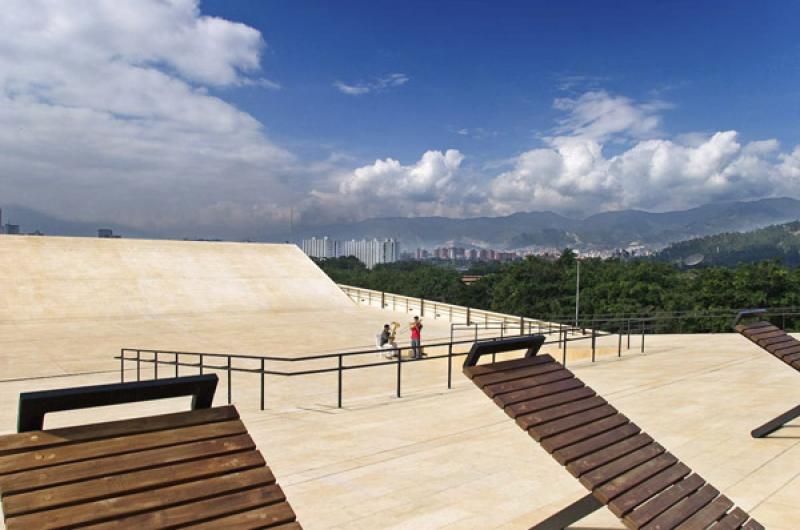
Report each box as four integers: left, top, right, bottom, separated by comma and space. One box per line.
640, 483, 718, 530
707, 507, 748, 529
78, 484, 288, 530
517, 396, 608, 430
185, 503, 299, 530
6, 466, 276, 530
677, 494, 734, 530
472, 360, 561, 387
531, 404, 618, 441
624, 474, 705, 528
0, 406, 239, 455
0, 433, 255, 495
566, 433, 653, 477
464, 354, 554, 378
579, 443, 665, 490
494, 378, 584, 408
0, 419, 247, 474
593, 452, 678, 503
4, 450, 265, 516
505, 387, 596, 418
553, 423, 641, 466
484, 370, 574, 399
607, 463, 690, 517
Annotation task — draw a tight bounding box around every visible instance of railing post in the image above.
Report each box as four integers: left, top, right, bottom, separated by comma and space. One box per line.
627, 319, 631, 350
420, 297, 424, 317
154, 351, 159, 379
563, 332, 567, 365
137, 350, 141, 381
520, 317, 524, 336
474, 324, 478, 342
641, 321, 645, 353
227, 356, 232, 404
447, 342, 453, 389
466, 307, 471, 325
337, 354, 343, 408
618, 329, 622, 357
396, 348, 402, 398
591, 325, 596, 362
120, 349, 124, 383
260, 358, 265, 411
199, 353, 204, 375
175, 352, 179, 377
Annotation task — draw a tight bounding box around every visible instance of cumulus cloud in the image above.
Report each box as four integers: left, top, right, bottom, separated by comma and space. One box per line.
307, 149, 487, 222
333, 73, 409, 96
319, 90, 800, 222
0, 0, 298, 236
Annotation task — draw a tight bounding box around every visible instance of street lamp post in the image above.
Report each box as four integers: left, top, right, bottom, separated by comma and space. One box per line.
575, 255, 581, 328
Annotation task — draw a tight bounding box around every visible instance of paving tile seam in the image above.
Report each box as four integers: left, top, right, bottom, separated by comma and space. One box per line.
0, 369, 119, 384
281, 419, 513, 486
730, 440, 800, 511
304, 472, 504, 530
584, 355, 761, 401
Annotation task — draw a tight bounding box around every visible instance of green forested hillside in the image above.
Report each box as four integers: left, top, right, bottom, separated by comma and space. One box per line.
317, 253, 800, 332
656, 221, 800, 267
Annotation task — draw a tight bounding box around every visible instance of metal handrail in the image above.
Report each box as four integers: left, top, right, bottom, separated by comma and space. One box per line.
116, 324, 617, 411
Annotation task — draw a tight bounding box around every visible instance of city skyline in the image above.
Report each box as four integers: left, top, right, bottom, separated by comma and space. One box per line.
1, 1, 799, 240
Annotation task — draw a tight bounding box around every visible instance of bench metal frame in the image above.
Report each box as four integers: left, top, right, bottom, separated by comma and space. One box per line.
463, 334, 546, 368
17, 374, 218, 432
733, 308, 800, 438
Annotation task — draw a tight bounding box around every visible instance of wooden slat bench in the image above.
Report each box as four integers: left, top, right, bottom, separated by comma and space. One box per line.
0, 375, 301, 530
464, 336, 762, 530
734, 308, 800, 438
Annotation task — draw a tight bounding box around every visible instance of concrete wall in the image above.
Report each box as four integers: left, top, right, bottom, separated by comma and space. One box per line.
0, 236, 352, 321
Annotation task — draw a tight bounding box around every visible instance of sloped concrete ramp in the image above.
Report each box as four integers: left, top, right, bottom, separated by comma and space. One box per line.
0, 236, 451, 379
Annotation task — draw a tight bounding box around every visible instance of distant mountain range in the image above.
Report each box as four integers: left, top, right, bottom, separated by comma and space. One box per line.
655, 220, 800, 268
296, 198, 800, 250
4, 197, 800, 251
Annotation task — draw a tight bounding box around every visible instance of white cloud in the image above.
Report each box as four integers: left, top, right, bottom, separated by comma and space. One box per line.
308, 150, 479, 222
2, 3, 799, 236
320, 90, 800, 223
0, 0, 301, 236
551, 91, 670, 141
333, 73, 409, 96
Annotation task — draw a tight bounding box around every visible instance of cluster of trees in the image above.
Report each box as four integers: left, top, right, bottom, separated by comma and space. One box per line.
656, 221, 800, 268
317, 252, 800, 332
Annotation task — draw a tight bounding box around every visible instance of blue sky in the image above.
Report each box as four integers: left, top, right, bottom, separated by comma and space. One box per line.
1, 0, 799, 238
203, 0, 800, 161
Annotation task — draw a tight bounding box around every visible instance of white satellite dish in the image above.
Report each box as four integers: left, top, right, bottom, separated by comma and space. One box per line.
684, 253, 704, 267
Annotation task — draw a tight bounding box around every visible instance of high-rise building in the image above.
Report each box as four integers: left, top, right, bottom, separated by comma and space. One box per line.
301, 236, 336, 259
301, 237, 399, 269
338, 238, 399, 269
3, 224, 20, 235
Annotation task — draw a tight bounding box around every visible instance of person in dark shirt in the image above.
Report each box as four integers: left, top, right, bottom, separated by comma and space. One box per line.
380, 324, 391, 346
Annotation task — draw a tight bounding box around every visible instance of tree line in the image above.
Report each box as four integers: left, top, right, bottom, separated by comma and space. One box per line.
317, 252, 800, 333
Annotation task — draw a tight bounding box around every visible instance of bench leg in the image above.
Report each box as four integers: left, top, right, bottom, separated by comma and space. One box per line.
752, 403, 800, 438
529, 493, 603, 530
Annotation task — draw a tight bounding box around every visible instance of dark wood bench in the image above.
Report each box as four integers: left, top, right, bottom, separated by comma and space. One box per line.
464, 336, 762, 530
0, 375, 302, 530
734, 308, 800, 438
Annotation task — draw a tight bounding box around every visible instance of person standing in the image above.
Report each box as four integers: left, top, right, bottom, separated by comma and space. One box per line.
410, 316, 424, 359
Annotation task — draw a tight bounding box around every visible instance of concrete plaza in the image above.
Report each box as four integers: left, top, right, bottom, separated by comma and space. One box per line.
0, 236, 797, 528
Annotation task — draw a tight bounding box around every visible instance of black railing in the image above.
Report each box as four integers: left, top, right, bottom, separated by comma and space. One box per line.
116, 325, 619, 411
546, 306, 800, 334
